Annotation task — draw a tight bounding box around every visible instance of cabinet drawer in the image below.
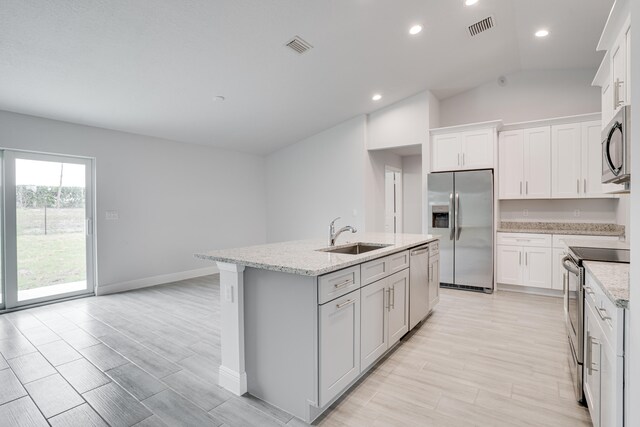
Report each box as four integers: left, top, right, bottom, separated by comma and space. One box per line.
497, 232, 551, 247
361, 251, 409, 286
387, 251, 409, 275
552, 234, 620, 249
318, 266, 361, 304
428, 241, 439, 256
584, 271, 624, 356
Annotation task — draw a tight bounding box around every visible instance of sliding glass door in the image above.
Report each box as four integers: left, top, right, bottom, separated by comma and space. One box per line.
2, 151, 95, 309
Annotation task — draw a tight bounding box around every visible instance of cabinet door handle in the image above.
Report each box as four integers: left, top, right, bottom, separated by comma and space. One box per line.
526, 181, 528, 195
457, 153, 460, 166
520, 181, 522, 195
519, 251, 522, 266
333, 279, 352, 289
597, 307, 611, 322
584, 179, 587, 194
390, 286, 395, 309
385, 288, 390, 310
577, 179, 580, 194
587, 333, 593, 375
462, 153, 465, 166
336, 299, 356, 309
525, 252, 528, 266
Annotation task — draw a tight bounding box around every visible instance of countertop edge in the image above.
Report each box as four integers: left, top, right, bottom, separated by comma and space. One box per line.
195, 236, 439, 277
496, 229, 624, 236
583, 262, 629, 309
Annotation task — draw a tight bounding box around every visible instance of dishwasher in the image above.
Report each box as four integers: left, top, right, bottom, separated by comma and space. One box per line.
409, 245, 430, 330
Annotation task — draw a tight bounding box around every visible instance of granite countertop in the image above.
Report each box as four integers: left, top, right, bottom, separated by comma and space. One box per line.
583, 261, 629, 309
195, 232, 439, 276
497, 221, 625, 237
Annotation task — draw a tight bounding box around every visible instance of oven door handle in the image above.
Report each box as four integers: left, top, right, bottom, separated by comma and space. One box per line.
562, 256, 580, 276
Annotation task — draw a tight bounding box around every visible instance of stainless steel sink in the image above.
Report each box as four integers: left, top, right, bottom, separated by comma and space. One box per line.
317, 243, 392, 255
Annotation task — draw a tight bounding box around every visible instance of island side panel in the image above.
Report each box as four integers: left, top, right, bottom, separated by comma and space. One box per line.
244, 267, 318, 421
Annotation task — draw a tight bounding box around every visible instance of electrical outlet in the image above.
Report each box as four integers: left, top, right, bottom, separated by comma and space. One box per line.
523, 209, 528, 217
574, 209, 580, 217
105, 210, 119, 220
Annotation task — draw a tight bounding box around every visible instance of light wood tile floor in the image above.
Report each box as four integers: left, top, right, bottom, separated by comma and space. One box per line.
0, 276, 591, 426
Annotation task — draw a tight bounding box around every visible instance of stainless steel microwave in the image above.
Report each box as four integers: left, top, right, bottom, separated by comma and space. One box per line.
602, 105, 631, 184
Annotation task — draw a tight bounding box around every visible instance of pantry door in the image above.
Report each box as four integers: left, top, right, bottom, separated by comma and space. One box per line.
3, 151, 95, 308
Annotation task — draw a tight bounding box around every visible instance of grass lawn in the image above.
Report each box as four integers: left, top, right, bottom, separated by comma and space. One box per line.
16, 208, 86, 291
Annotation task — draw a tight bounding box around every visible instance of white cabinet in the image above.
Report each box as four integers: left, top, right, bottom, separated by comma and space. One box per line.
551, 121, 607, 199
582, 121, 608, 197
360, 278, 388, 371
551, 248, 566, 291
551, 123, 582, 198
583, 270, 626, 427
318, 290, 360, 407
496, 233, 552, 289
496, 245, 522, 285
498, 127, 550, 199
360, 269, 409, 371
584, 301, 602, 427
431, 127, 495, 172
431, 133, 461, 172
522, 247, 552, 288
428, 254, 440, 311
387, 269, 409, 346
461, 129, 493, 169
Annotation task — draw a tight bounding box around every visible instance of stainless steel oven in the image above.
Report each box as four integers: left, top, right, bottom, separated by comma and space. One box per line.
602, 105, 631, 184
562, 252, 584, 403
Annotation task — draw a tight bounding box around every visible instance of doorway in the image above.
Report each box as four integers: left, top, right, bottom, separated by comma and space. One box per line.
0, 151, 95, 310
384, 166, 402, 233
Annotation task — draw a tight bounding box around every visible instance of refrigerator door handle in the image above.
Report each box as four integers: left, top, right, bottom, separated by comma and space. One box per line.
449, 192, 455, 240
455, 193, 461, 240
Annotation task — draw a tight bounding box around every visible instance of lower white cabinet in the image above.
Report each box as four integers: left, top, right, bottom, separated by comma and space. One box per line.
496, 244, 552, 288
318, 289, 360, 407
552, 248, 566, 290
584, 271, 625, 427
428, 254, 440, 310
360, 269, 409, 372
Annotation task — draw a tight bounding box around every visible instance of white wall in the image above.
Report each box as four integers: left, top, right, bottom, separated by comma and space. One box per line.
438, 69, 600, 127
364, 150, 402, 233
628, 0, 639, 421
402, 155, 422, 233
265, 116, 366, 242
367, 91, 430, 150
499, 199, 619, 224
0, 110, 267, 293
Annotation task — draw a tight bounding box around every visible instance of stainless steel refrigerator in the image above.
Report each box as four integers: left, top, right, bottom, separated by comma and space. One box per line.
427, 170, 494, 292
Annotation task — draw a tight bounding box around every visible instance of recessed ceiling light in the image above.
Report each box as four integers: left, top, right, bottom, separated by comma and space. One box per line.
465, 0, 479, 6
535, 29, 549, 37
214, 95, 226, 102
372, 94, 382, 101
409, 25, 423, 35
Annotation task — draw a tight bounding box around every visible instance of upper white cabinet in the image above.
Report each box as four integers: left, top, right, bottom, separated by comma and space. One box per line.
593, 4, 631, 125
430, 124, 497, 172
498, 127, 550, 199
551, 120, 607, 199
551, 123, 583, 198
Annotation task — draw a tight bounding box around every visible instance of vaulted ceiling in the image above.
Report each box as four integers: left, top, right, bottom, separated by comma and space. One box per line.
0, 0, 613, 154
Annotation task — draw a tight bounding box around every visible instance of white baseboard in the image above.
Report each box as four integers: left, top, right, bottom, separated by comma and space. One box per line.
96, 266, 219, 296
497, 283, 563, 298
218, 365, 247, 396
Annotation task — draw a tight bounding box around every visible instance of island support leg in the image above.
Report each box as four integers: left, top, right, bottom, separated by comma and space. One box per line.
216, 262, 247, 395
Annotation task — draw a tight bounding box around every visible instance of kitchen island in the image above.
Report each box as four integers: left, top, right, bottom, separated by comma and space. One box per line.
196, 232, 439, 422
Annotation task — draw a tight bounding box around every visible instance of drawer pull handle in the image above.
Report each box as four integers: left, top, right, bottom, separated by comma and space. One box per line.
597, 307, 611, 322
336, 299, 356, 309
333, 279, 353, 289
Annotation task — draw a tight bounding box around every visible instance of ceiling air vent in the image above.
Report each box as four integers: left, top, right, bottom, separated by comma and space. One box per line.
467, 16, 495, 37
285, 36, 313, 54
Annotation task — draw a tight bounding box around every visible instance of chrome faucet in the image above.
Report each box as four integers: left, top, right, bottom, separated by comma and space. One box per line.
329, 217, 357, 246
